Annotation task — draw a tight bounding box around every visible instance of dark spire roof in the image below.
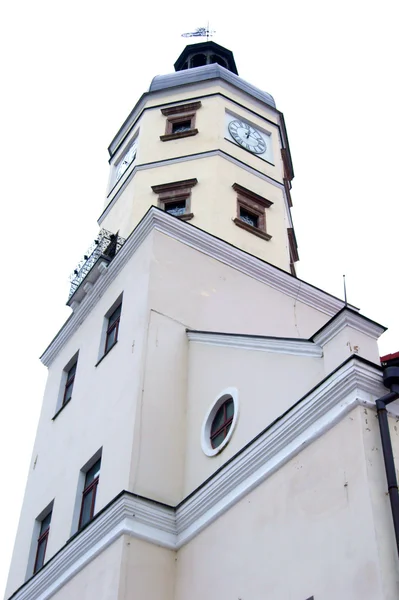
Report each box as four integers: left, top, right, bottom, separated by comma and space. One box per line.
174, 42, 238, 75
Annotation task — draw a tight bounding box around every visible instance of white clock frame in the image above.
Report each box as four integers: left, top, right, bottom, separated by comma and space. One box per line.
224, 111, 273, 164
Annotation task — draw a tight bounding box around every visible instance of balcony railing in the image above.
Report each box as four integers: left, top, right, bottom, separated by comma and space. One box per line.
68, 229, 125, 301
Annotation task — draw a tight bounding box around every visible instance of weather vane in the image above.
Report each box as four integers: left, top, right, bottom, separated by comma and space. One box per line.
181, 24, 215, 41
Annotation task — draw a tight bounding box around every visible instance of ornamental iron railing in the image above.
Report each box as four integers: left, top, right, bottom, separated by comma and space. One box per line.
68, 229, 125, 299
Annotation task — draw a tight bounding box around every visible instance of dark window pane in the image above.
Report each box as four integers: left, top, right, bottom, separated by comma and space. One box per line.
240, 207, 258, 228
64, 381, 74, 404
86, 459, 101, 486
211, 405, 225, 434
165, 200, 186, 216
172, 120, 191, 134
210, 398, 235, 448
105, 325, 117, 353
108, 305, 121, 327
226, 399, 234, 419
80, 489, 94, 528
211, 430, 226, 448
34, 537, 47, 572
68, 363, 77, 379
40, 513, 52, 535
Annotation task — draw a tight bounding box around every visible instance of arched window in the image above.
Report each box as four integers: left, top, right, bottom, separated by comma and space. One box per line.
210, 55, 227, 68
191, 53, 207, 68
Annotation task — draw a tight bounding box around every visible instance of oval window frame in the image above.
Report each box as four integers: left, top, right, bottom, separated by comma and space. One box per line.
201, 387, 239, 457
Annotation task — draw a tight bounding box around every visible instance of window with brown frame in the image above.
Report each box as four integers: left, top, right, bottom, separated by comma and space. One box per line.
104, 303, 121, 354
232, 183, 273, 241
62, 362, 77, 406
33, 511, 52, 574
210, 397, 234, 449
151, 178, 197, 221
160, 101, 201, 142
78, 458, 101, 530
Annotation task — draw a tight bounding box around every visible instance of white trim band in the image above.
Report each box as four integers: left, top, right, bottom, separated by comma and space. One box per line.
11, 358, 392, 600
187, 330, 323, 357
312, 308, 386, 346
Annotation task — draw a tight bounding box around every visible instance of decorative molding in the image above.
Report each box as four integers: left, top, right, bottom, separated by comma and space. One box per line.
10, 358, 394, 600
232, 182, 273, 208
41, 208, 350, 367
161, 101, 202, 116
312, 308, 386, 346
151, 178, 198, 195
160, 129, 199, 142
10, 494, 175, 600
187, 330, 323, 358
99, 149, 284, 226
233, 217, 272, 241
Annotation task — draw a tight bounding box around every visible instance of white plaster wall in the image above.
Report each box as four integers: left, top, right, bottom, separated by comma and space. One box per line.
183, 342, 325, 496
50, 536, 124, 600
322, 326, 382, 372
362, 405, 399, 599
5, 235, 154, 598
117, 536, 175, 600
129, 310, 188, 504
175, 408, 385, 600
148, 230, 328, 338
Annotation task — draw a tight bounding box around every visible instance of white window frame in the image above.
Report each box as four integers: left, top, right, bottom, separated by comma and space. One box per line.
201, 387, 239, 457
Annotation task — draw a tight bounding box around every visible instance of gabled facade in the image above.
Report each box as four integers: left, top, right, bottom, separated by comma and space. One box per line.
5, 43, 399, 600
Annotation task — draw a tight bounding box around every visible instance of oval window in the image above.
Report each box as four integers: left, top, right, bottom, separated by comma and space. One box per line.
201, 388, 239, 456
210, 397, 234, 448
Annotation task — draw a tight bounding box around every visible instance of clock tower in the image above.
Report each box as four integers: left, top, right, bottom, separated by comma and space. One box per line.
5, 42, 399, 600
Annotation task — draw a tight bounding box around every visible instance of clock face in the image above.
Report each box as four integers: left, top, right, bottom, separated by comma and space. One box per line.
116, 142, 137, 181
228, 119, 267, 155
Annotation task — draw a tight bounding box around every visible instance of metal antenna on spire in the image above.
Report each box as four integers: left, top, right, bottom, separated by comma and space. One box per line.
181, 24, 215, 40
343, 274, 348, 306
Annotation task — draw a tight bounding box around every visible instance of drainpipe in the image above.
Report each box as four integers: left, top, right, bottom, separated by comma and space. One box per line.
376, 366, 399, 557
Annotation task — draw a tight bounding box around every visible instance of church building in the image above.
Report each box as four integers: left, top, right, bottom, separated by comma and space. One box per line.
5, 41, 399, 600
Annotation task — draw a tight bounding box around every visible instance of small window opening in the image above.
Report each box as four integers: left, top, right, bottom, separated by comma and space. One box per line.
240, 207, 259, 228
63, 362, 77, 406
165, 200, 186, 216
104, 304, 121, 354
172, 120, 192, 134
79, 458, 101, 530
33, 512, 52, 574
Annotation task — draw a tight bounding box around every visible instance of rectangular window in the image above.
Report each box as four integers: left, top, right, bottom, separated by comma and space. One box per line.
160, 101, 201, 141
63, 362, 77, 406
33, 511, 52, 574
151, 178, 197, 221
78, 458, 101, 530
104, 303, 121, 354
239, 206, 259, 228
171, 120, 192, 134
164, 199, 186, 216
232, 182, 273, 241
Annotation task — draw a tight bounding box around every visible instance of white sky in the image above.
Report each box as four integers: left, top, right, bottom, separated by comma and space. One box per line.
1, 0, 398, 595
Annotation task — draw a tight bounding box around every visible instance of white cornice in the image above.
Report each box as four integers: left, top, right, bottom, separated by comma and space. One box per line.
11, 358, 392, 600
312, 308, 386, 347
41, 208, 347, 367
99, 149, 284, 226
187, 330, 323, 357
